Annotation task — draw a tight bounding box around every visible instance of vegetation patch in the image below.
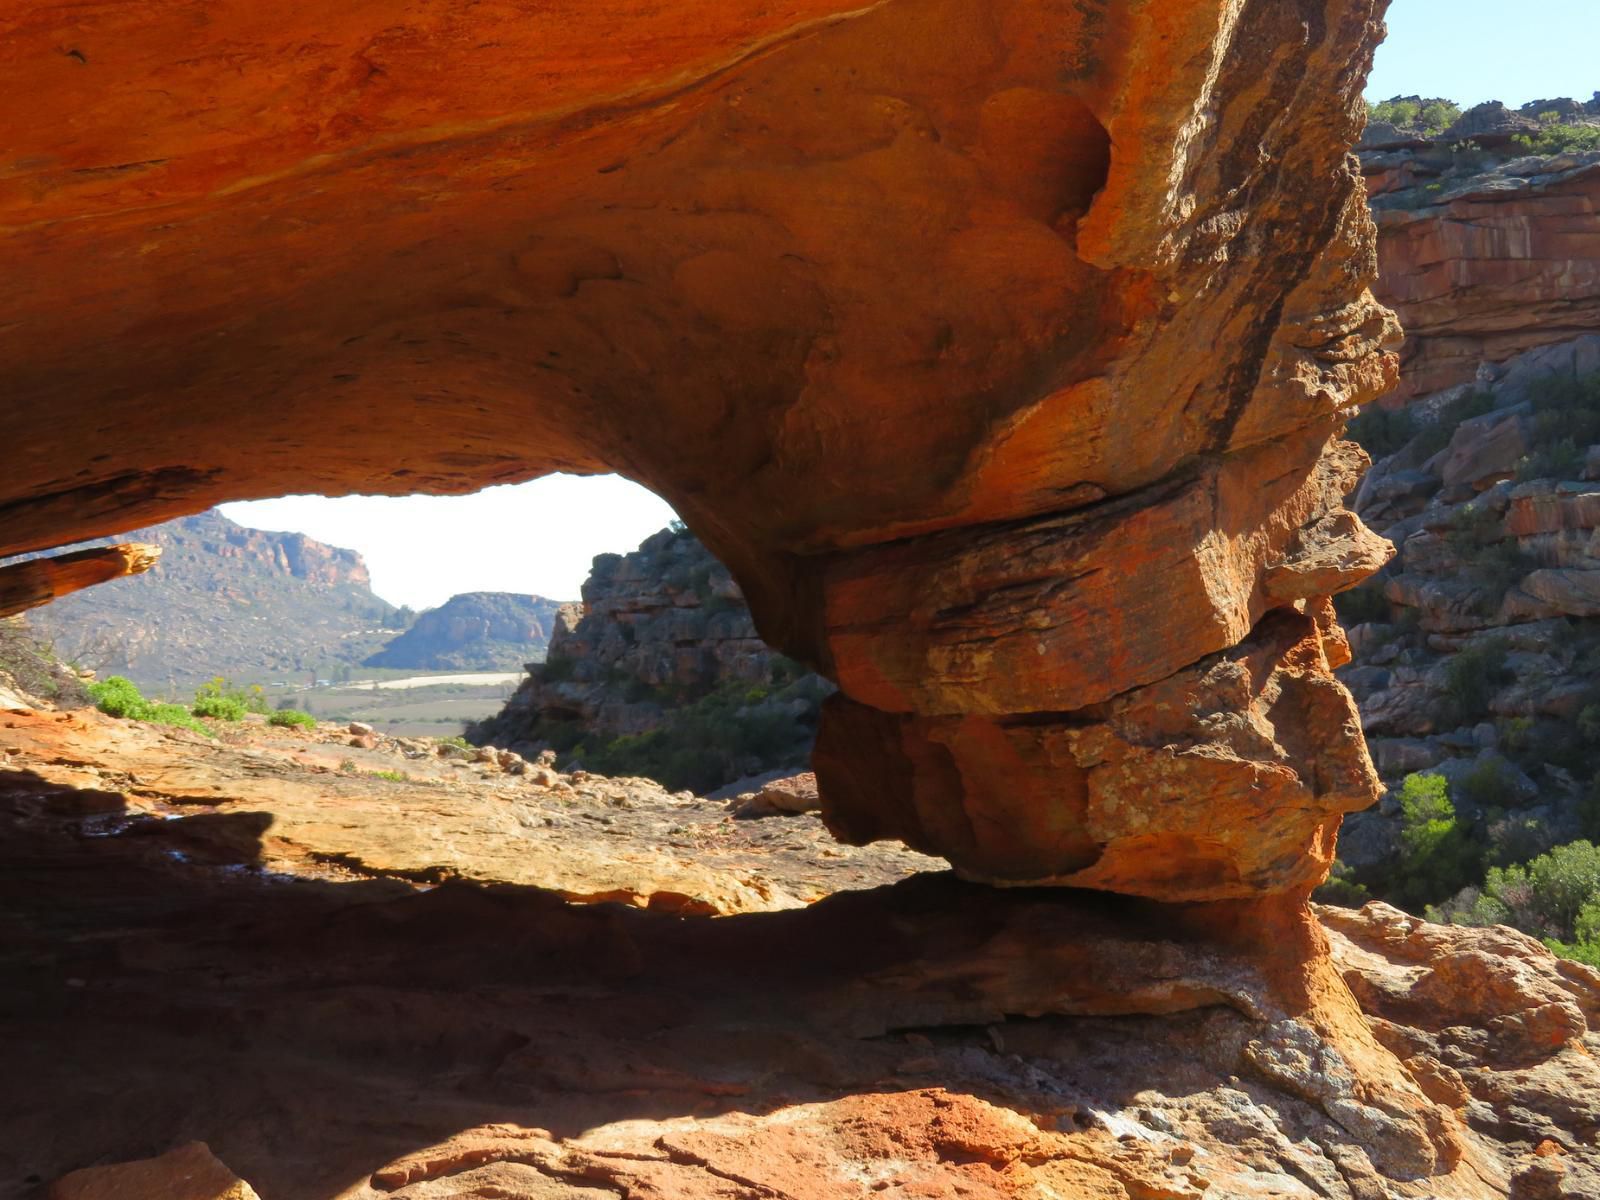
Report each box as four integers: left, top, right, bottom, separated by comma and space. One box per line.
87, 675, 213, 737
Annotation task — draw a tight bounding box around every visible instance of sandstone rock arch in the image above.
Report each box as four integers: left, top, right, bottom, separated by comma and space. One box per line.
4, 0, 1399, 899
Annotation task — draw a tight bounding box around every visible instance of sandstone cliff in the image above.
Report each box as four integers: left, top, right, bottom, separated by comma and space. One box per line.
477, 525, 829, 791
1, 0, 1401, 899
1362, 98, 1600, 399
363, 591, 564, 671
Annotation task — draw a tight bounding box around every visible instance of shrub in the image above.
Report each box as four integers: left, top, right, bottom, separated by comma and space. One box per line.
1345, 404, 1418, 459
1393, 773, 1480, 907
193, 676, 268, 718
88, 675, 149, 719
191, 693, 247, 722
1334, 577, 1390, 626
439, 734, 472, 751
1442, 640, 1510, 723
87, 675, 214, 736
369, 769, 409, 783
268, 709, 316, 729
1513, 123, 1600, 155
142, 703, 214, 736
1456, 757, 1521, 813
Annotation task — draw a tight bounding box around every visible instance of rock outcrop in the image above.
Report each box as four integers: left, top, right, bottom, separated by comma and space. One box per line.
363, 591, 564, 671
476, 525, 828, 790
1361, 106, 1600, 400
2, 0, 1398, 901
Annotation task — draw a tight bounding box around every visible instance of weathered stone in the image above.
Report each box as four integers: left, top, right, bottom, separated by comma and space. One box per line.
1438, 410, 1532, 492
49, 1143, 258, 1200
817, 609, 1377, 898
0, 0, 1397, 900
1372, 151, 1600, 399
1521, 569, 1600, 617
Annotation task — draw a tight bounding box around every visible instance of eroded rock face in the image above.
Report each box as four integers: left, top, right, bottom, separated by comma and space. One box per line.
1367, 149, 1600, 400
2, 1, 1398, 898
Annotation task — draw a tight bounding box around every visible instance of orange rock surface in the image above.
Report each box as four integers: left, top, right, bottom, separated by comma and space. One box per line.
3, 1, 1398, 896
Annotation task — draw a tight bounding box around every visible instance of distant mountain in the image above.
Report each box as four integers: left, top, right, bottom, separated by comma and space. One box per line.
363, 592, 563, 671
22, 511, 409, 690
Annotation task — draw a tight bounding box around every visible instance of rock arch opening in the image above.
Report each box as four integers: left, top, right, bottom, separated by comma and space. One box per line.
1, 0, 1401, 905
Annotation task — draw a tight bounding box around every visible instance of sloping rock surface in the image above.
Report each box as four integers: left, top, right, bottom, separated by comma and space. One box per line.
4, 713, 1598, 1200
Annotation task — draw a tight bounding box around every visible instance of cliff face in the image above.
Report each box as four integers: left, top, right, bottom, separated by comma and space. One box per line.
363, 591, 563, 671
477, 526, 828, 790
1362, 106, 1600, 400
20, 511, 404, 688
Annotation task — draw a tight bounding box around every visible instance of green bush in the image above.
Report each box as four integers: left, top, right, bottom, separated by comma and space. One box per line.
193, 676, 268, 718
1393, 773, 1480, 907
1333, 577, 1390, 626
1442, 640, 1510, 723
87, 675, 215, 736
191, 693, 247, 721
1456, 756, 1521, 813
88, 675, 149, 719
1513, 123, 1600, 155
268, 709, 316, 729
142, 703, 213, 736
1345, 405, 1419, 459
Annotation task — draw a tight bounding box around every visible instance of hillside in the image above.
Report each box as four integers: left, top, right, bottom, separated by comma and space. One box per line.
21, 511, 408, 691
362, 591, 563, 671
476, 525, 830, 792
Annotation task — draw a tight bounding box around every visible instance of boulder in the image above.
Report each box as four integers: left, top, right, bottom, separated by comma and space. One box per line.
731, 772, 821, 818
50, 1143, 259, 1200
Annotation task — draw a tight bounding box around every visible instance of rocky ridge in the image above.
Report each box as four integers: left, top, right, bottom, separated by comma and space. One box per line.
362, 591, 564, 672
1336, 337, 1600, 888
18, 511, 408, 691
477, 526, 830, 791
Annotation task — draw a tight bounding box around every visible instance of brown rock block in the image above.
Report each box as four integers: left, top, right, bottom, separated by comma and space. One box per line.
817, 608, 1378, 899
50, 1142, 258, 1200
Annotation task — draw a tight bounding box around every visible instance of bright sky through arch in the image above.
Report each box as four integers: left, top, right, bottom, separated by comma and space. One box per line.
1367, 0, 1597, 108
221, 475, 678, 611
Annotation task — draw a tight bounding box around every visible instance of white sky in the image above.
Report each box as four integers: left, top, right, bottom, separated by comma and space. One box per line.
221, 475, 677, 609
223, 0, 1597, 611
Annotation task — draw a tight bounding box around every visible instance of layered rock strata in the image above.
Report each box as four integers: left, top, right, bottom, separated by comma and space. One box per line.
484, 526, 788, 741
1362, 126, 1600, 400
2, 0, 1399, 900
